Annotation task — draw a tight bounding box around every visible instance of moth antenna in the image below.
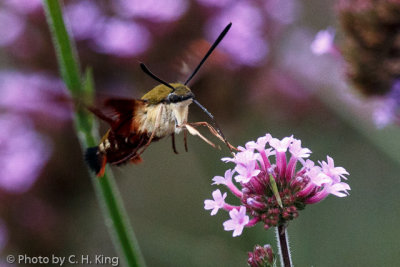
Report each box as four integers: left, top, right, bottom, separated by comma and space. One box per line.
193, 99, 233, 153
184, 22, 232, 86
140, 63, 176, 92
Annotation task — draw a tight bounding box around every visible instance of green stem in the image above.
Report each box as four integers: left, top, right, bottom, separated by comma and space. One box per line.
276, 225, 292, 267
42, 1, 146, 266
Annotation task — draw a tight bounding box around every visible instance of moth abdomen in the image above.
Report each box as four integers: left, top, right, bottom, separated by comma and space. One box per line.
85, 146, 105, 176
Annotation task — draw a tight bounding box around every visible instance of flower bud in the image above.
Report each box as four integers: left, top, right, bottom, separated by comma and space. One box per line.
247, 244, 275, 267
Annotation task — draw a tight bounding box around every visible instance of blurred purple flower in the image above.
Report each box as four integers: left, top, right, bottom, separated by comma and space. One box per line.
205, 2, 268, 66
0, 114, 51, 193
196, 0, 233, 8
92, 18, 151, 57
373, 101, 397, 128
0, 71, 72, 120
113, 0, 188, 22
373, 80, 400, 128
265, 0, 302, 25
281, 29, 340, 85
64, 0, 103, 40
0, 10, 25, 47
3, 0, 42, 15
311, 28, 335, 55
0, 219, 8, 252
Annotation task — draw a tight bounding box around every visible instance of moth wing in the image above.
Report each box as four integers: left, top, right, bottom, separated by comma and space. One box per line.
107, 131, 149, 165
110, 103, 164, 165
88, 98, 147, 136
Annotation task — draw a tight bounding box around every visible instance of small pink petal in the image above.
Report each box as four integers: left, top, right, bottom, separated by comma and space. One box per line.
289, 139, 311, 159
204, 189, 227, 216
223, 206, 249, 237
307, 166, 331, 186
212, 169, 234, 185
327, 182, 351, 197
269, 136, 293, 152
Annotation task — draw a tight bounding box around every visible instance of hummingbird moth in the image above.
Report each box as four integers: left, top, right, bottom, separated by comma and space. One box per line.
85, 23, 235, 177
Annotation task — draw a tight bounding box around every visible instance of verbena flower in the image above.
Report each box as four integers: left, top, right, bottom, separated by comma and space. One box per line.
3, 0, 42, 15
92, 18, 151, 57
264, 0, 301, 25
0, 9, 25, 47
373, 80, 400, 128
64, 0, 103, 41
223, 206, 249, 237
205, 1, 269, 66
0, 71, 72, 121
204, 189, 227, 216
113, 0, 188, 22
196, 0, 233, 8
204, 133, 350, 237
0, 114, 52, 193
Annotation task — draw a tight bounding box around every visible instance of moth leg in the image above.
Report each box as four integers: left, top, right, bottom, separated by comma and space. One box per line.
188, 121, 237, 152
171, 133, 179, 154
184, 129, 188, 152
182, 123, 218, 149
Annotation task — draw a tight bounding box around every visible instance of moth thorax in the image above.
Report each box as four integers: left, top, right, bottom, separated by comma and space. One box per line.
171, 98, 192, 134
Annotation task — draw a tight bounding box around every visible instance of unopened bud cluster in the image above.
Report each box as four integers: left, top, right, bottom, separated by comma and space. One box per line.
247, 244, 275, 267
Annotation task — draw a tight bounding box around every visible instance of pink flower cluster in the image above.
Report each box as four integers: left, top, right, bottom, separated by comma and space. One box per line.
204, 133, 350, 237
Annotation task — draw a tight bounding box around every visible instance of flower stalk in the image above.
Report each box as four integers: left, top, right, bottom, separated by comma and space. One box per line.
276, 225, 292, 267
42, 1, 145, 266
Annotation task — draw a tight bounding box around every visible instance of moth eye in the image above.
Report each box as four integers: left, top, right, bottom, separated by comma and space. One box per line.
167, 93, 180, 103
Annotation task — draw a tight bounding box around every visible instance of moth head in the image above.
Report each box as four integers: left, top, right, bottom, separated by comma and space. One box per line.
166, 84, 194, 104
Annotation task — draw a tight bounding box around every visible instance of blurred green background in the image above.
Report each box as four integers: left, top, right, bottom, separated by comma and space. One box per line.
1, 0, 400, 266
